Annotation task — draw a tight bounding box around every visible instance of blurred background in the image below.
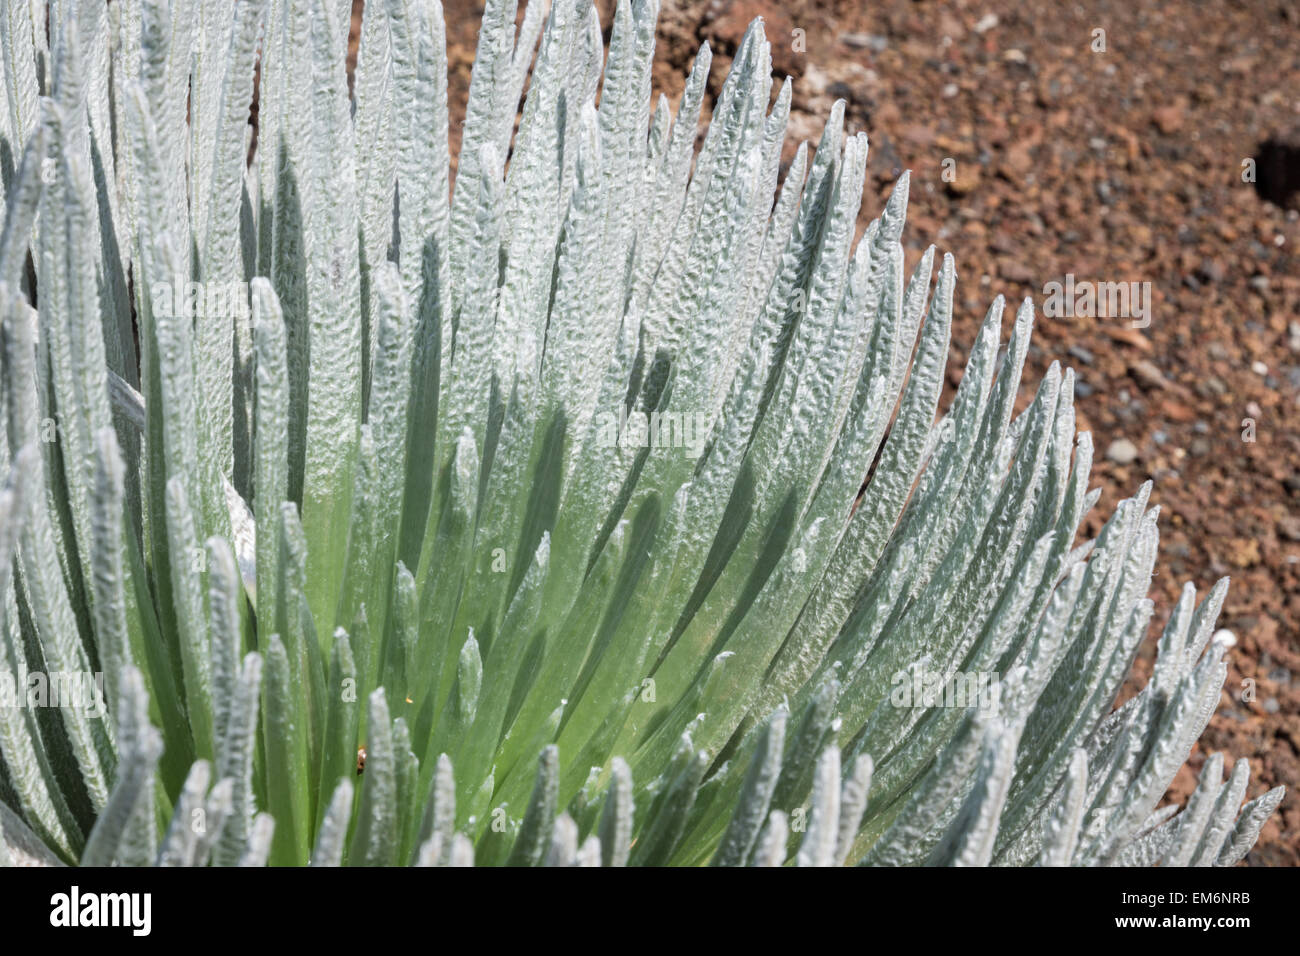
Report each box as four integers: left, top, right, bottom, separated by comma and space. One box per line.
349, 0, 1300, 864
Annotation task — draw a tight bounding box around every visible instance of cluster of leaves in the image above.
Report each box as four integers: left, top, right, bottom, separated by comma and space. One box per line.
0, 0, 1283, 867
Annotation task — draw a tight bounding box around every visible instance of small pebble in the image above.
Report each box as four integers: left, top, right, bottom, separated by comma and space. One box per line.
1106, 438, 1139, 464
841, 32, 888, 53
1197, 259, 1225, 283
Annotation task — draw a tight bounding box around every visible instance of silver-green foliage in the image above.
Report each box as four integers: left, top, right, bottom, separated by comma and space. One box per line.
0, 0, 1283, 867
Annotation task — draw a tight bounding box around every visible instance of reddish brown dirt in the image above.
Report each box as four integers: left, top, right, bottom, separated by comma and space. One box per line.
382, 0, 1300, 864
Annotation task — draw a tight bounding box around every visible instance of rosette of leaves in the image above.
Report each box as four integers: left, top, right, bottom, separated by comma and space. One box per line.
0, 0, 1283, 868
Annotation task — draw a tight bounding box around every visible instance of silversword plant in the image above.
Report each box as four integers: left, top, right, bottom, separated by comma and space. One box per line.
0, 0, 1283, 867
